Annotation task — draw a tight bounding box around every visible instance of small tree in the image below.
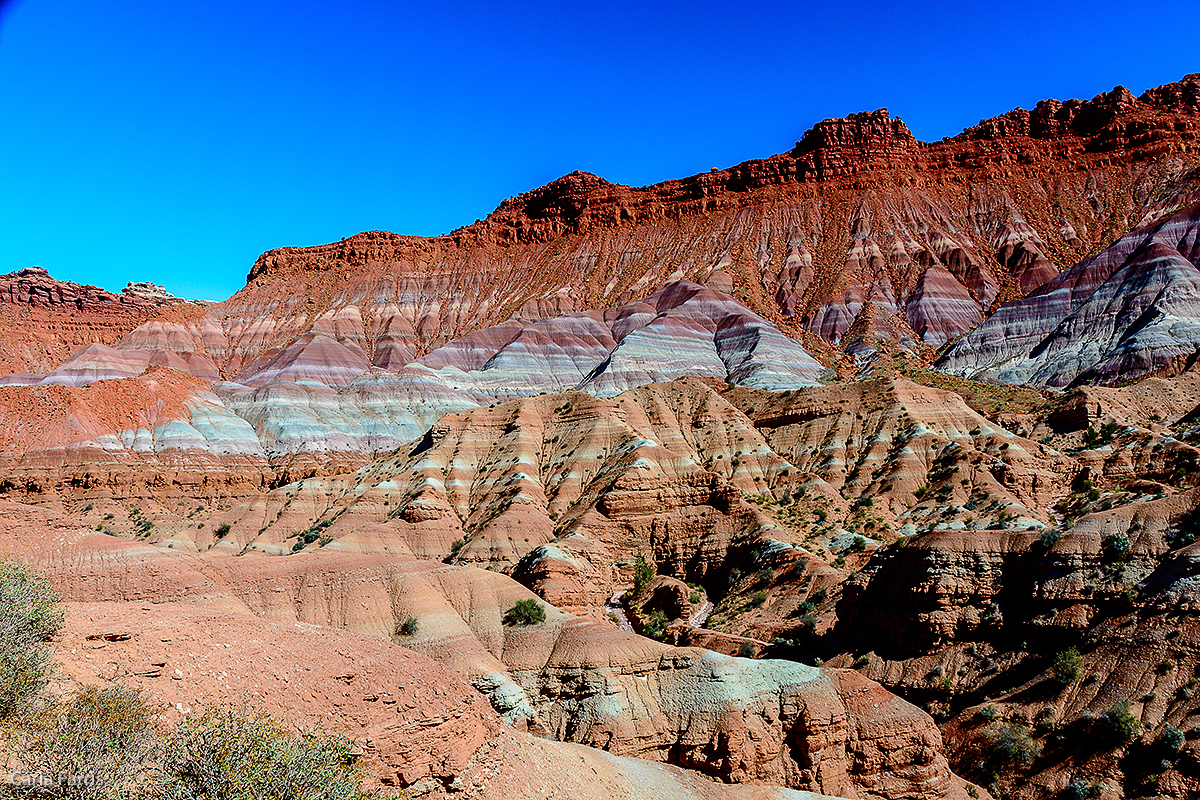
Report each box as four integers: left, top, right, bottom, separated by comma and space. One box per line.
632, 553, 655, 595
0, 558, 64, 721
986, 722, 1039, 770
160, 705, 375, 800
503, 598, 546, 627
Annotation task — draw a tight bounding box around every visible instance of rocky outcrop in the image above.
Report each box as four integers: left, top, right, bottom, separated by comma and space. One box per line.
413, 280, 828, 397
825, 478, 1200, 799
12, 282, 826, 466
0, 267, 203, 376
192, 376, 1072, 625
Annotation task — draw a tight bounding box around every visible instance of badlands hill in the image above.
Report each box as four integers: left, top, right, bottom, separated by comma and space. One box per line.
2, 75, 1200, 800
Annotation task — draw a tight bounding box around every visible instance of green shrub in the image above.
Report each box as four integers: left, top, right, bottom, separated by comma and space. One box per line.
448, 538, 466, 559
503, 598, 546, 627
795, 613, 818, 636
986, 722, 1039, 768
17, 684, 159, 800
1036, 529, 1061, 551
1157, 723, 1184, 756
978, 704, 999, 722
1169, 526, 1196, 549
1102, 533, 1130, 562
737, 641, 756, 657
161, 705, 376, 800
1083, 422, 1121, 449
397, 615, 418, 637
1097, 700, 1140, 746
849, 535, 868, 552
1052, 647, 1082, 687
748, 591, 768, 609
0, 559, 64, 721
1059, 779, 1102, 800
642, 610, 669, 641
214, 523, 232, 539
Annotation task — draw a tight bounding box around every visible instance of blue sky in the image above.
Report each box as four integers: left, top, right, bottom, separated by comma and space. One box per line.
0, 0, 1194, 301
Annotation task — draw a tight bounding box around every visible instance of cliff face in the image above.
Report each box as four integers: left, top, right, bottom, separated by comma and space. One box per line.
230, 76, 1200, 377
939, 200, 1200, 387
0, 267, 204, 375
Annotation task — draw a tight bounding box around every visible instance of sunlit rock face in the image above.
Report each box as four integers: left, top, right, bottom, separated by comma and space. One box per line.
0, 367, 272, 497
6, 279, 827, 464
416, 281, 828, 398
938, 200, 1200, 387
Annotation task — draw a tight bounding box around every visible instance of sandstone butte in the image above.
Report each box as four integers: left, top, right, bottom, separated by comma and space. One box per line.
0, 75, 1199, 800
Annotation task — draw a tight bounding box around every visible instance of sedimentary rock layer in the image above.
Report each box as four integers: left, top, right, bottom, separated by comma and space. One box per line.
939, 199, 1200, 387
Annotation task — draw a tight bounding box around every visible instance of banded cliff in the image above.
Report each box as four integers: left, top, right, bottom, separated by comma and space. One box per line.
226, 75, 1200, 374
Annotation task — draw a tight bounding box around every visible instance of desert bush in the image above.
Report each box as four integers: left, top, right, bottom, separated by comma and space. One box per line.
1059, 779, 1102, 800
1051, 647, 1082, 687
795, 613, 818, 637
0, 558, 64, 720
397, 615, 418, 637
16, 684, 159, 800
642, 610, 669, 641
503, 598, 546, 627
1157, 723, 1184, 755
1096, 700, 1140, 746
985, 722, 1039, 769
160, 705, 375, 800
1102, 533, 1130, 563
1036, 528, 1061, 551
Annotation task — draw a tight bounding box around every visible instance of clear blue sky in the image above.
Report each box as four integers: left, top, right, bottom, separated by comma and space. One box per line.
0, 0, 1193, 301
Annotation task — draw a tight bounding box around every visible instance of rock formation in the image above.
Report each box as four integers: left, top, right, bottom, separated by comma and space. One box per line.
0, 266, 203, 375
939, 198, 1200, 387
